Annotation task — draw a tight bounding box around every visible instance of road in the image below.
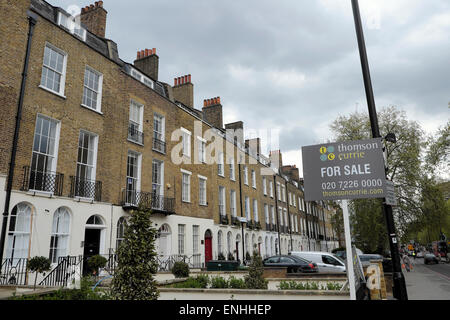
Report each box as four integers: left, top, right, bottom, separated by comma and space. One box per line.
403, 257, 450, 300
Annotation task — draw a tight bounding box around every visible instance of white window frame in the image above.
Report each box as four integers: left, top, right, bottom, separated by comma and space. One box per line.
218, 152, 225, 177
219, 186, 226, 216
128, 100, 144, 144
198, 175, 207, 206
264, 204, 269, 224
263, 177, 267, 195
230, 190, 237, 217
229, 157, 235, 181
245, 196, 250, 220
181, 169, 192, 203
152, 159, 164, 197
81, 66, 103, 113
251, 170, 256, 189
39, 43, 67, 98
270, 181, 274, 198
197, 136, 206, 163
57, 12, 87, 41
253, 199, 258, 222
243, 166, 248, 185
178, 224, 185, 255
181, 127, 191, 157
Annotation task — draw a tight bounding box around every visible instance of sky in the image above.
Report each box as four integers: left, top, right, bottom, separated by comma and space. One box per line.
60, 0, 449, 177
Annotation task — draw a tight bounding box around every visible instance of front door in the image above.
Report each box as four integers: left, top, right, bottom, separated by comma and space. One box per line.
205, 237, 212, 264
83, 228, 101, 275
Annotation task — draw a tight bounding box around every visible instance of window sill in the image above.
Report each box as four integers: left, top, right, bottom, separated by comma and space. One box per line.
39, 85, 66, 99
127, 138, 144, 147
182, 200, 191, 204
199, 203, 208, 207
73, 196, 95, 203
152, 148, 166, 155
81, 104, 103, 115
27, 190, 54, 198
218, 174, 225, 178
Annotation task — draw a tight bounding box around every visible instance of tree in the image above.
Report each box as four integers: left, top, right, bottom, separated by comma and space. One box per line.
110, 206, 159, 300
27, 256, 51, 290
244, 251, 267, 289
330, 106, 424, 253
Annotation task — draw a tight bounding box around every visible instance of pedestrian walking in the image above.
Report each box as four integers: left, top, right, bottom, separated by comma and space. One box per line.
402, 254, 411, 272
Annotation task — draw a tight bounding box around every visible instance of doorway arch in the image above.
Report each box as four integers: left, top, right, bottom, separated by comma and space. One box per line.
157, 224, 172, 258
204, 229, 213, 264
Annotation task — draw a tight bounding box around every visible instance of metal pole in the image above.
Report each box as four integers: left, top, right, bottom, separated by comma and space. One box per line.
351, 0, 408, 300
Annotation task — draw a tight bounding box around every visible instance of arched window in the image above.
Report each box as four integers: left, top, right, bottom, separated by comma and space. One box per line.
217, 230, 223, 258
49, 207, 71, 263
116, 217, 126, 250
86, 215, 104, 225
227, 232, 232, 258
6, 203, 32, 261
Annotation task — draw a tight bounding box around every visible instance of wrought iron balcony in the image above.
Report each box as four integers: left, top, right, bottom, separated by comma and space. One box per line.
255, 221, 262, 230
152, 137, 166, 154
266, 223, 272, 231
128, 122, 144, 145
69, 176, 102, 201
21, 166, 64, 196
247, 220, 254, 230
121, 190, 174, 215
219, 214, 229, 225
231, 216, 240, 226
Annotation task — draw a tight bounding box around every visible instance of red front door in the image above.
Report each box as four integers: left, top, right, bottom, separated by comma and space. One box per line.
205, 237, 212, 263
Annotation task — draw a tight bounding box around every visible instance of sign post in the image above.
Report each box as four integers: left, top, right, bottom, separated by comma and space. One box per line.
342, 200, 356, 300
302, 138, 388, 300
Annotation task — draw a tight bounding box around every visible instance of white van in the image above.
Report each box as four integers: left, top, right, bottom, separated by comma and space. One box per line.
290, 251, 346, 273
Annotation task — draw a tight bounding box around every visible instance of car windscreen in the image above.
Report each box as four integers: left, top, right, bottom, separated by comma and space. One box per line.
289, 255, 310, 264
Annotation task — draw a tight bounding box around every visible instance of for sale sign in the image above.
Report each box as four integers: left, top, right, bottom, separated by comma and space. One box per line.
302, 138, 387, 201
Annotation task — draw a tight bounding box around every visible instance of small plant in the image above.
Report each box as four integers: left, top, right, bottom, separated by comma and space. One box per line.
245, 251, 251, 262
228, 276, 246, 289
218, 252, 226, 261
172, 261, 190, 278
27, 256, 51, 290
194, 274, 210, 288
87, 255, 107, 277
173, 276, 209, 289
227, 252, 235, 261
210, 276, 229, 288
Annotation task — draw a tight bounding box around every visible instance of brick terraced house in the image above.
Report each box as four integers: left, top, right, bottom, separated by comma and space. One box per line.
0, 0, 339, 284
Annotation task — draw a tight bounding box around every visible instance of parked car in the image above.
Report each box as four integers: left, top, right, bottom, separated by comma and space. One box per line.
333, 248, 364, 260
424, 253, 440, 265
263, 255, 318, 273
290, 251, 346, 273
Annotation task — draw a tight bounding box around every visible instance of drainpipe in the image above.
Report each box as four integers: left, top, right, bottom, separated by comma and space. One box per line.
285, 180, 293, 253
0, 11, 38, 265
273, 176, 281, 256
238, 163, 245, 265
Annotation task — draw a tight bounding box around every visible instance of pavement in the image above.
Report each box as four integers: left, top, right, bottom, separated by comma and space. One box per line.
403, 258, 450, 300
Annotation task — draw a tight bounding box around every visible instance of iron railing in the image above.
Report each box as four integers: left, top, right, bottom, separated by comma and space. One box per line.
156, 254, 202, 271
247, 220, 255, 230
219, 214, 229, 225
21, 166, 64, 196
0, 258, 28, 286
121, 190, 175, 214
152, 137, 166, 154
39, 256, 82, 287
69, 176, 102, 201
128, 122, 144, 145
231, 216, 240, 226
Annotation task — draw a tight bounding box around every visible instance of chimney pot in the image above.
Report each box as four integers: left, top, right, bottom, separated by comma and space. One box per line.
188, 74, 191, 83
90, 4, 94, 9
95, 1, 99, 7
145, 49, 149, 57
152, 48, 156, 55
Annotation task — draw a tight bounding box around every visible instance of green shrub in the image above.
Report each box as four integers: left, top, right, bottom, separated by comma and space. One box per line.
87, 255, 107, 275
278, 281, 343, 291
228, 276, 246, 289
218, 253, 226, 261
244, 252, 268, 289
227, 253, 235, 261
172, 261, 190, 278
210, 276, 229, 288
195, 274, 210, 288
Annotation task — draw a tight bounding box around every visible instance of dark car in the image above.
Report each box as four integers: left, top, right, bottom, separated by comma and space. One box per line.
424, 253, 440, 265
263, 255, 318, 273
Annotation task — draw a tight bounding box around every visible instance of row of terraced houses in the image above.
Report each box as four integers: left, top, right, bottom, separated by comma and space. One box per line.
0, 0, 340, 283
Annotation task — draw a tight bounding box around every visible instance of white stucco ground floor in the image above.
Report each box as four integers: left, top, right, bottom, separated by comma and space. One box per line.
0, 175, 338, 277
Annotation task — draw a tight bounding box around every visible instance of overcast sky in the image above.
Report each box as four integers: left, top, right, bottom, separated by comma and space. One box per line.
61, 0, 449, 176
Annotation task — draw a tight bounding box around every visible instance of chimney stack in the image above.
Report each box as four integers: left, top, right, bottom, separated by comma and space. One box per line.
80, 1, 107, 38
202, 97, 223, 129
172, 74, 194, 108
134, 48, 159, 80
269, 150, 283, 171
225, 121, 244, 146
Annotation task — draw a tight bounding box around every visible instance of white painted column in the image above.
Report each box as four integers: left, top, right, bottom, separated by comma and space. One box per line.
342, 200, 356, 300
